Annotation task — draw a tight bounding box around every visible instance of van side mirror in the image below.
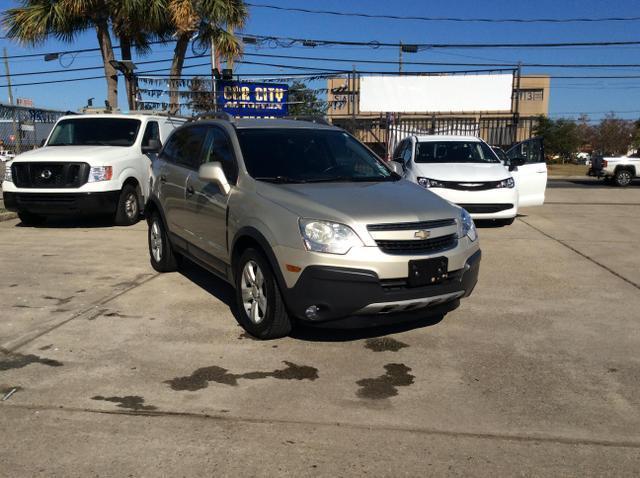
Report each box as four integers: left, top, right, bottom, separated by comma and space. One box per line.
199, 162, 231, 194
39, 139, 46, 147
142, 139, 161, 154
508, 156, 526, 171
387, 161, 404, 175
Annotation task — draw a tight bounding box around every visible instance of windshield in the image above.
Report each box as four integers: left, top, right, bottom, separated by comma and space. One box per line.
236, 128, 395, 183
48, 118, 141, 147
415, 141, 500, 164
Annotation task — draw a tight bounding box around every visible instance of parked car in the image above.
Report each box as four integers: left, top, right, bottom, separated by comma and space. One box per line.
145, 115, 481, 339
0, 149, 15, 162
2, 113, 185, 225
589, 153, 639, 186
392, 136, 547, 225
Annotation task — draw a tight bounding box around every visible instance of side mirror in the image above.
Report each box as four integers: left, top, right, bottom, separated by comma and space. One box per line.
39, 139, 46, 147
199, 162, 230, 194
508, 156, 526, 171
387, 161, 404, 175
142, 139, 161, 154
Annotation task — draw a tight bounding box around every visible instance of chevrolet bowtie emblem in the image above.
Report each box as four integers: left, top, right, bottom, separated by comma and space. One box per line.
414, 230, 431, 239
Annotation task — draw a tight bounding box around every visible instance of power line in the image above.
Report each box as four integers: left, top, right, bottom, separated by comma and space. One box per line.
246, 2, 640, 24
244, 33, 640, 49
242, 51, 640, 69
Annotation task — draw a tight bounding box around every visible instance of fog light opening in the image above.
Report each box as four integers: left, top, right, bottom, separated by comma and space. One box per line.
305, 305, 320, 319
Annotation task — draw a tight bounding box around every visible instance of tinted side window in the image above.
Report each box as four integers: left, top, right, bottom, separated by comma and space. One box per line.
142, 121, 160, 147
160, 126, 207, 169
202, 127, 238, 184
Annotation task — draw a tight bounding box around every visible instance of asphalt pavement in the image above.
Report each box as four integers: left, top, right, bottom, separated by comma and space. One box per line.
1, 185, 640, 476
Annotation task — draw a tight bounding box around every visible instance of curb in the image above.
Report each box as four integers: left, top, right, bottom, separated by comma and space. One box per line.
0, 211, 17, 222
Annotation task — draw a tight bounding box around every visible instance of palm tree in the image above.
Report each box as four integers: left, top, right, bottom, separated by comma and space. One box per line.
4, 0, 121, 110
166, 0, 248, 113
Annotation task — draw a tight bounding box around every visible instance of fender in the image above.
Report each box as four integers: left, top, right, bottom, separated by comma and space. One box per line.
117, 167, 148, 202
231, 226, 288, 293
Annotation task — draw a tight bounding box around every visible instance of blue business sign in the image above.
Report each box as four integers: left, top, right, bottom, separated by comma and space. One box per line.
218, 81, 288, 118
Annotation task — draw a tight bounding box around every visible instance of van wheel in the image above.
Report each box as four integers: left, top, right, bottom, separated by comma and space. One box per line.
235, 248, 292, 339
115, 184, 140, 225
614, 169, 633, 187
18, 211, 46, 226
148, 211, 179, 272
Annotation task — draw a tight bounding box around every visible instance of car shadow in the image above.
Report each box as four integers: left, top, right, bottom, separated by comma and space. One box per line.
15, 216, 119, 229
178, 258, 447, 342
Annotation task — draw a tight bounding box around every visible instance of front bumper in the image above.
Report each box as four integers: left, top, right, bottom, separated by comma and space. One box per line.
283, 249, 480, 322
3, 191, 120, 216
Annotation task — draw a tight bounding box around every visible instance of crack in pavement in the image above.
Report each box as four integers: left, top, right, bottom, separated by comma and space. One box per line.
4, 402, 640, 450
518, 217, 640, 291
1, 273, 160, 353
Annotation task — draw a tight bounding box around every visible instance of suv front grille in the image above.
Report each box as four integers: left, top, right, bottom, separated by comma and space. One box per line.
12, 162, 90, 188
375, 233, 458, 255
367, 218, 456, 231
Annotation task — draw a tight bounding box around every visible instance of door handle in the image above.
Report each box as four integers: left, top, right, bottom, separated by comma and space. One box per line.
186, 185, 195, 196
159, 174, 167, 183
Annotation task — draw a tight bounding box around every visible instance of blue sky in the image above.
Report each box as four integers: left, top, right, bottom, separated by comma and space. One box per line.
1, 0, 640, 120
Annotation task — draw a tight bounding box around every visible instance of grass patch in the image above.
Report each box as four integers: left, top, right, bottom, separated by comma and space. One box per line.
547, 163, 589, 177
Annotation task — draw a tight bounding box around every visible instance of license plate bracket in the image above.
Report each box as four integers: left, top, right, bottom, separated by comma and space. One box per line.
408, 257, 449, 287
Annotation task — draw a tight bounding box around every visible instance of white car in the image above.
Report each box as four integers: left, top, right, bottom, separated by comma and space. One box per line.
392, 135, 547, 225
0, 149, 15, 162
2, 113, 185, 225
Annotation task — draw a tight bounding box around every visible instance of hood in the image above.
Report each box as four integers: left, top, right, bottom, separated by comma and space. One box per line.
411, 162, 510, 182
257, 179, 459, 225
11, 145, 134, 164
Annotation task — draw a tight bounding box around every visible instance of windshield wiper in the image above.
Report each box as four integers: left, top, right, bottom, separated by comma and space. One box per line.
254, 176, 307, 184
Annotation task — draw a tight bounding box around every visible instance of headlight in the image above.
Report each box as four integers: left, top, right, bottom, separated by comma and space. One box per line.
417, 177, 445, 189
4, 162, 12, 183
88, 166, 113, 182
495, 177, 515, 189
457, 208, 477, 242
299, 219, 363, 255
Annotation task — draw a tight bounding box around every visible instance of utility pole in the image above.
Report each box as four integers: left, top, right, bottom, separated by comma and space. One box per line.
210, 37, 218, 111
398, 41, 403, 74
3, 48, 21, 154
513, 62, 522, 145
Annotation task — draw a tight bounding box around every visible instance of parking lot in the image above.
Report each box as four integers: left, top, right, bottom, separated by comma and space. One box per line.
1, 183, 639, 476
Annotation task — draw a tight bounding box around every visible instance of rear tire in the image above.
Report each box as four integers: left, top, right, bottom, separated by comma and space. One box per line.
114, 184, 140, 226
235, 248, 292, 339
18, 211, 46, 226
148, 211, 179, 272
614, 169, 633, 187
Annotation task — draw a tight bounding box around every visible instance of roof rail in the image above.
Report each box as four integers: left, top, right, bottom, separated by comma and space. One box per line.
284, 115, 332, 126
193, 111, 236, 123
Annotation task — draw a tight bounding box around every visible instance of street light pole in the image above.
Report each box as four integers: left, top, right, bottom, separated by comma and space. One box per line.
3, 48, 21, 154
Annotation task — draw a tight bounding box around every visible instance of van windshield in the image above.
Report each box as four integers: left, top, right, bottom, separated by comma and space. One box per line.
48, 118, 141, 147
236, 128, 396, 183
416, 141, 500, 164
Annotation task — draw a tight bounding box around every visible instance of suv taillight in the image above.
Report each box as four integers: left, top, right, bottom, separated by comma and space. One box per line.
603, 160, 608, 167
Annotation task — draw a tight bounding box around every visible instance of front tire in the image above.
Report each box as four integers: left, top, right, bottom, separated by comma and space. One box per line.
235, 248, 292, 339
18, 211, 46, 226
148, 211, 179, 272
114, 184, 140, 226
614, 169, 633, 187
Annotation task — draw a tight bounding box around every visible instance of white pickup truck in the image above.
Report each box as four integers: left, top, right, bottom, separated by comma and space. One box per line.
2, 113, 185, 225
589, 154, 639, 186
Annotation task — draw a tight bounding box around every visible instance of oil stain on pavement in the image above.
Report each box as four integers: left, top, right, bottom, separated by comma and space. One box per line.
364, 337, 409, 352
356, 363, 415, 400
0, 353, 63, 371
165, 361, 319, 391
92, 395, 157, 411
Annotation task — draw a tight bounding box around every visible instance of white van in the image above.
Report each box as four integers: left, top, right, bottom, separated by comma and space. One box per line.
2, 113, 185, 225
392, 135, 547, 225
